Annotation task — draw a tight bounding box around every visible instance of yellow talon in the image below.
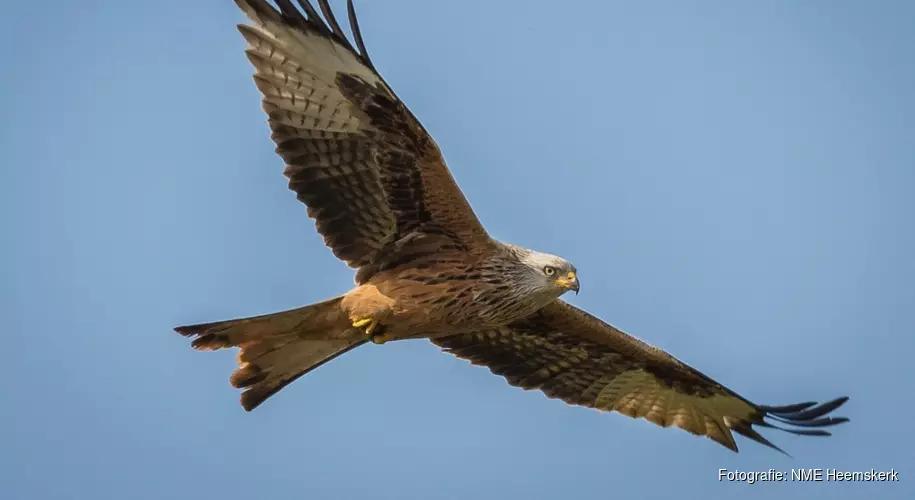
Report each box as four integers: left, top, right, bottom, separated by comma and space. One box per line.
352, 317, 381, 337
352, 317, 392, 344
352, 318, 375, 331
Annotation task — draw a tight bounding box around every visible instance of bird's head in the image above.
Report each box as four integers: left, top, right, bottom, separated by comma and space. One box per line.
518, 250, 580, 297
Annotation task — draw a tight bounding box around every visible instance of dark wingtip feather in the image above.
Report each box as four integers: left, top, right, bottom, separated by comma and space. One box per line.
769, 415, 850, 429
275, 0, 309, 28
758, 401, 818, 413
347, 0, 376, 71
237, 0, 283, 24
762, 396, 850, 425
294, 0, 323, 23
316, 0, 355, 51
739, 396, 850, 455
730, 422, 791, 457
241, 0, 375, 71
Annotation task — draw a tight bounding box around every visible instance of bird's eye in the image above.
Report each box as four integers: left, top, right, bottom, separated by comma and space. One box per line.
543, 266, 556, 276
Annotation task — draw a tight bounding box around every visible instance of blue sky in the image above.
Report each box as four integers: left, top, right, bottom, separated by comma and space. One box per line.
3, 0, 913, 498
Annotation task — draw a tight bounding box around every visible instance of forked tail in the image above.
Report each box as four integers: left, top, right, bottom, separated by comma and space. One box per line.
174, 296, 366, 411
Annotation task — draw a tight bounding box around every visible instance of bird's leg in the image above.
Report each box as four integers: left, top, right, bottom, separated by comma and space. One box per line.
352, 318, 392, 345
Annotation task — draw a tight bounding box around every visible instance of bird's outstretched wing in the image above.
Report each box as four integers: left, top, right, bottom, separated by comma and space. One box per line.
432, 301, 849, 453
235, 0, 491, 281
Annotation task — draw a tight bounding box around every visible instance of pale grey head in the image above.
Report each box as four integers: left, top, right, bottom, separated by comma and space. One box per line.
502, 244, 580, 300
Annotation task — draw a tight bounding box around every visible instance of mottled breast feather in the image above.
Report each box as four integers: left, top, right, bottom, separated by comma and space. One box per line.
236, 0, 492, 282
433, 300, 849, 453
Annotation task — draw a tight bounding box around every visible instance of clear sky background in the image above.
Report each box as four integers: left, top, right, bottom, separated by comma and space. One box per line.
3, 0, 913, 498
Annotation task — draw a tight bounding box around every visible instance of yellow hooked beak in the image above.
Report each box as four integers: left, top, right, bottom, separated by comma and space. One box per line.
554, 271, 580, 294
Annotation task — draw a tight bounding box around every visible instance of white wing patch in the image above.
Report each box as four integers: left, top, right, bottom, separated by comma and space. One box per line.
592, 367, 757, 447
237, 2, 386, 135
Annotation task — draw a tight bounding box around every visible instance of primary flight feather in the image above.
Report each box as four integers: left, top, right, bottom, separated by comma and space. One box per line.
175, 0, 849, 453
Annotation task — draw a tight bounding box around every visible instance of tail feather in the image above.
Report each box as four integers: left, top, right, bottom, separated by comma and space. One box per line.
175, 296, 365, 411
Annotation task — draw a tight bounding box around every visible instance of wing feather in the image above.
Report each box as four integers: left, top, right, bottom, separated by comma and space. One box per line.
235, 0, 490, 280
432, 301, 849, 453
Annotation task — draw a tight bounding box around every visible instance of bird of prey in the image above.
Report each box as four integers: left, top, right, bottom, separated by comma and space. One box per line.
175, 0, 849, 453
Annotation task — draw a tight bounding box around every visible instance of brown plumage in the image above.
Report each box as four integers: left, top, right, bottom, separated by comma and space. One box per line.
175, 0, 849, 453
